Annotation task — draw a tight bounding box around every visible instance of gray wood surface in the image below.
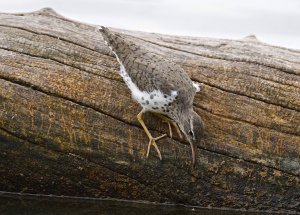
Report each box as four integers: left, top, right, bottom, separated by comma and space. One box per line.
0, 8, 299, 213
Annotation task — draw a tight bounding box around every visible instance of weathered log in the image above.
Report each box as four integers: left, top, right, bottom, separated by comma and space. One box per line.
0, 8, 300, 213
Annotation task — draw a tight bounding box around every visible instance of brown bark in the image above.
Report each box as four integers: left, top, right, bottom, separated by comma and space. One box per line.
0, 8, 300, 213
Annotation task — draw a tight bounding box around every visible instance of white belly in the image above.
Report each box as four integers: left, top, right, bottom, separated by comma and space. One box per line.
110, 48, 177, 113
120, 63, 177, 113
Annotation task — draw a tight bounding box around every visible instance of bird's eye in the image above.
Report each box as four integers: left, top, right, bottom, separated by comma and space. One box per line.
188, 130, 194, 137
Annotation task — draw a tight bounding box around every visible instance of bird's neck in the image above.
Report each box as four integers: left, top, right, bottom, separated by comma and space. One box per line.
173, 109, 193, 131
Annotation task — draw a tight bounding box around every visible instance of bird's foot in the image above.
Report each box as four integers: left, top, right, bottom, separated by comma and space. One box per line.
146, 134, 167, 160
167, 121, 183, 140
154, 113, 183, 140
137, 111, 168, 160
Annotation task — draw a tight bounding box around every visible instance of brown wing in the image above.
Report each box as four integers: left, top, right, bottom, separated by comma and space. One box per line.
99, 27, 196, 110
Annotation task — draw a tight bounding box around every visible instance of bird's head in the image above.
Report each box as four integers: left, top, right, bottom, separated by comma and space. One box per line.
177, 110, 204, 167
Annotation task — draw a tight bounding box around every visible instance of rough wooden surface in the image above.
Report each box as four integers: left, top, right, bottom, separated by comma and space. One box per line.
0, 8, 300, 213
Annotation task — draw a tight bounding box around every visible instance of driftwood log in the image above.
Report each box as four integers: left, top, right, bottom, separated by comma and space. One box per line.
0, 8, 300, 213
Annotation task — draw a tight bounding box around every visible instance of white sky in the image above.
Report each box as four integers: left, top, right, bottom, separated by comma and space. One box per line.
1, 0, 300, 49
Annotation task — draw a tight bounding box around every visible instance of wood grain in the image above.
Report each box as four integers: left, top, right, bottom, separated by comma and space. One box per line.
0, 8, 299, 213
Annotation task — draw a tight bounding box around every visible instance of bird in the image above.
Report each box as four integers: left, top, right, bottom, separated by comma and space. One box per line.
99, 26, 204, 166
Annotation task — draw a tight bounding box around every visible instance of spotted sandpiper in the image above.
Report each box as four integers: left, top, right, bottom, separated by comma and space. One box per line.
99, 27, 204, 166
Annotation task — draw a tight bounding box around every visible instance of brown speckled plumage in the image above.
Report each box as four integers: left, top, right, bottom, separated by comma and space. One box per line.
100, 27, 195, 118
99, 26, 204, 166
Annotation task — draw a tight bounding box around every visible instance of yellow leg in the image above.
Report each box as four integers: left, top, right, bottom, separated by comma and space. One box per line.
154, 113, 183, 139
137, 111, 167, 160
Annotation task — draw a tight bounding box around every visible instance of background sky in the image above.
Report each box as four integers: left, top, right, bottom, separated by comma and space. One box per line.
1, 0, 299, 49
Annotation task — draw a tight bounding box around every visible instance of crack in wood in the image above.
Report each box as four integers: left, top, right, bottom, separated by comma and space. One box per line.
0, 127, 166, 200
193, 91, 300, 137
2, 27, 299, 113
0, 24, 97, 52
193, 79, 300, 113
1, 60, 299, 177
2, 125, 294, 212
1, 9, 300, 212
0, 74, 139, 129
125, 34, 300, 76
96, 36, 300, 113
186, 62, 300, 90
0, 46, 123, 83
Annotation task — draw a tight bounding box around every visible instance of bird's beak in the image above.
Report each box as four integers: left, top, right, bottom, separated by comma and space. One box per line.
188, 139, 197, 168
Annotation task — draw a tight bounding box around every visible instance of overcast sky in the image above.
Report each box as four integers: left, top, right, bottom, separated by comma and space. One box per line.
1, 0, 300, 49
